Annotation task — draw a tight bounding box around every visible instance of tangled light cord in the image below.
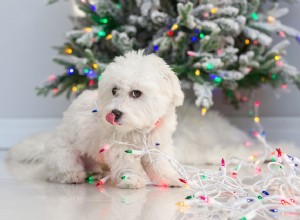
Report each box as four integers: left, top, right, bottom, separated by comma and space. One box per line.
92, 102, 300, 220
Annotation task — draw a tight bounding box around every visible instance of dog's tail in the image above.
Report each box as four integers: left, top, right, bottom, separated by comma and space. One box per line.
7, 132, 51, 164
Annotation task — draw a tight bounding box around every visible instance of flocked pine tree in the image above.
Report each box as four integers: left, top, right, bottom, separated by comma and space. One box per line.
37, 0, 300, 112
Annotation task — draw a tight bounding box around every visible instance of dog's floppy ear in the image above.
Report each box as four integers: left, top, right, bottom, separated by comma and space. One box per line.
148, 54, 184, 107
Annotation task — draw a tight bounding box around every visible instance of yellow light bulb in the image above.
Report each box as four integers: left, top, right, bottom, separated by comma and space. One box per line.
274, 55, 281, 61
211, 8, 218, 14
195, 69, 201, 76
64, 48, 73, 54
84, 27, 92, 32
176, 202, 186, 207
268, 16, 275, 23
183, 184, 190, 189
201, 108, 207, 116
249, 155, 256, 160
106, 34, 113, 40
92, 63, 98, 69
254, 116, 260, 123
72, 86, 78, 93
245, 39, 250, 45
171, 23, 179, 31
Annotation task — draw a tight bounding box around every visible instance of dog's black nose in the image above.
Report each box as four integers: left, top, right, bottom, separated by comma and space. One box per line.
112, 109, 123, 119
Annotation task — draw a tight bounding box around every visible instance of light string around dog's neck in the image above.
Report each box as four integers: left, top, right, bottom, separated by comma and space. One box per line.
92, 103, 300, 219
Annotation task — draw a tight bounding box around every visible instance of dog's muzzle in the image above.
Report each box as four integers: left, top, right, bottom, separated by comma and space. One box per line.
105, 109, 123, 125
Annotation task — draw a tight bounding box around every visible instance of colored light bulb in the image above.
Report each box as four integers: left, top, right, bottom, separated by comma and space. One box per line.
53, 88, 59, 94
199, 196, 208, 202
257, 195, 263, 200
268, 16, 275, 23
282, 84, 287, 90
274, 55, 281, 61
262, 190, 269, 196
199, 33, 205, 39
176, 202, 186, 207
121, 175, 126, 180
106, 34, 113, 40
72, 86, 78, 92
179, 178, 187, 184
281, 199, 287, 205
167, 30, 174, 37
201, 108, 207, 116
191, 36, 197, 42
84, 27, 92, 32
48, 74, 56, 81
221, 158, 225, 167
254, 117, 260, 123
90, 4, 96, 11
206, 63, 213, 70
68, 67, 75, 75
211, 8, 218, 14
153, 45, 159, 51
254, 100, 260, 107
185, 195, 193, 200
171, 23, 178, 31
276, 148, 282, 157
92, 63, 98, 69
195, 69, 200, 76
100, 18, 108, 24
89, 80, 95, 86
64, 47, 73, 54
245, 39, 250, 45
98, 31, 106, 37
251, 12, 259, 20
125, 150, 133, 154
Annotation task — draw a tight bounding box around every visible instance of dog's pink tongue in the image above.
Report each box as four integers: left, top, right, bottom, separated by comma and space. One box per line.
105, 113, 116, 125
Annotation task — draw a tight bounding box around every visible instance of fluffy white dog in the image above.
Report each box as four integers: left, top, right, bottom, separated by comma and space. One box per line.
9, 51, 184, 188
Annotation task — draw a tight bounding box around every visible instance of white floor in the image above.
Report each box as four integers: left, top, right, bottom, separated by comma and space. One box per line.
0, 151, 191, 220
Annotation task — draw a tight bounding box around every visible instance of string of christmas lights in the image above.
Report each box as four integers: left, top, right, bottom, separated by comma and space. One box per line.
89, 101, 300, 219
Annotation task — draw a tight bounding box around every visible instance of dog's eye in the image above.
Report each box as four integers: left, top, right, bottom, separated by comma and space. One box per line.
112, 87, 118, 96
130, 90, 142, 98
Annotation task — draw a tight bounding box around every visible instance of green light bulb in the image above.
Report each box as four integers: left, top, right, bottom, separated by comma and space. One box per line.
271, 74, 277, 79
257, 195, 262, 200
125, 150, 133, 154
84, 68, 89, 74
121, 175, 126, 180
98, 31, 106, 37
199, 33, 205, 39
185, 195, 193, 200
201, 175, 206, 179
251, 12, 259, 20
100, 18, 108, 24
214, 77, 222, 84
206, 63, 213, 70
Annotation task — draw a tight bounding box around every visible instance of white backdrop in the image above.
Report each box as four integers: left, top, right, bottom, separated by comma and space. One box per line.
0, 1, 300, 146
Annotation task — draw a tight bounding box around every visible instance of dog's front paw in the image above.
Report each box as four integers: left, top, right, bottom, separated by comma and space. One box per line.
48, 171, 87, 184
145, 164, 182, 187
116, 175, 146, 189
153, 173, 182, 187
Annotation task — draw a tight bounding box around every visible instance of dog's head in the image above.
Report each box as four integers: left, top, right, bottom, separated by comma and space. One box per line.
98, 50, 184, 132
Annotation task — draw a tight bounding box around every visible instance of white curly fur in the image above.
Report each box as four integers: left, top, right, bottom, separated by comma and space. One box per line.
9, 51, 184, 188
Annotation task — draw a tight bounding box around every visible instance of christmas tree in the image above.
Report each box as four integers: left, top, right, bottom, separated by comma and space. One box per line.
37, 0, 300, 111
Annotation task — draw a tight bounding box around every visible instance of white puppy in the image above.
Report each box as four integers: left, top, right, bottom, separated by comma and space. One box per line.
10, 51, 184, 188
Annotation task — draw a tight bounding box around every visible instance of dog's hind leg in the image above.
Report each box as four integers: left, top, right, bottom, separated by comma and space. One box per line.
45, 137, 87, 184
